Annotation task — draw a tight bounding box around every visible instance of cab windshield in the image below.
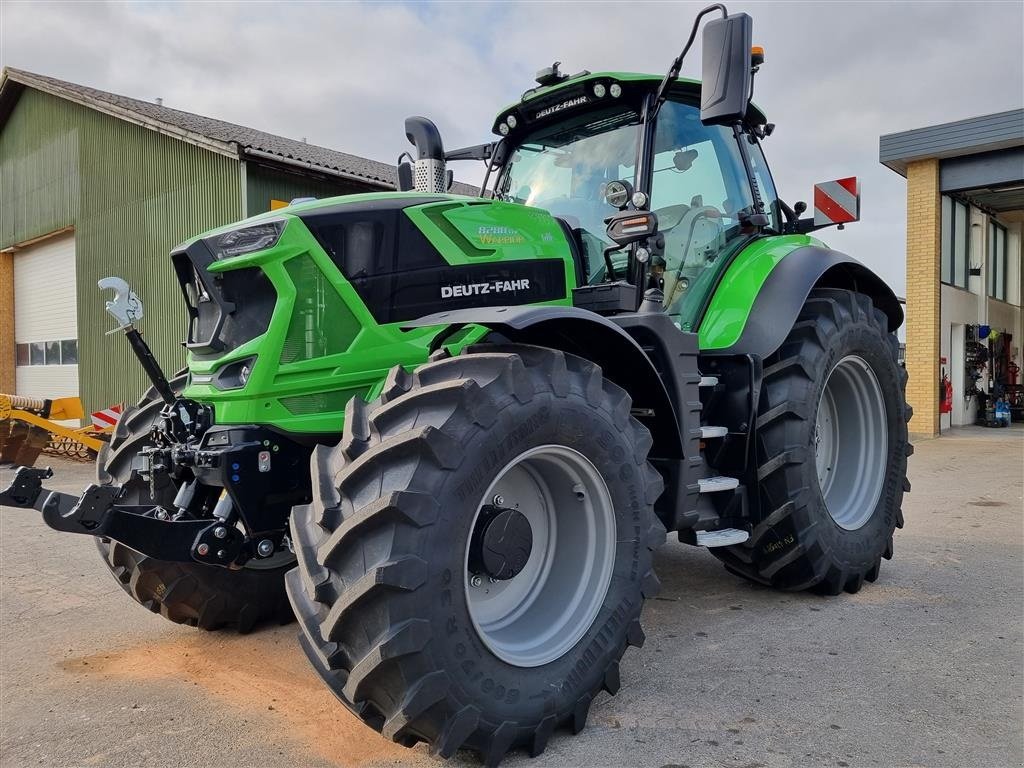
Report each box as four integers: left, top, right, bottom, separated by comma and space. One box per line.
495, 106, 641, 281
496, 97, 762, 331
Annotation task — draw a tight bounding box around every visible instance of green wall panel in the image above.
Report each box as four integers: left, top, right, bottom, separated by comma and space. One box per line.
245, 162, 373, 216
0, 89, 79, 244
1, 89, 242, 412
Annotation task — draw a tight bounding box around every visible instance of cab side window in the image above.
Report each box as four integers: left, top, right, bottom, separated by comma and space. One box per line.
648, 99, 754, 326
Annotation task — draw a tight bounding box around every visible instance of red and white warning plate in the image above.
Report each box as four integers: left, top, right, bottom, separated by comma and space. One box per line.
90, 404, 123, 429
813, 177, 860, 227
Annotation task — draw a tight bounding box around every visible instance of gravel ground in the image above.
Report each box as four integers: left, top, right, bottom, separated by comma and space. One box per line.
1, 425, 1022, 768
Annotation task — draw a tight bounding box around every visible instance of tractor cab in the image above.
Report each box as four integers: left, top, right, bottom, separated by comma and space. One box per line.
398, 9, 797, 330
491, 71, 779, 329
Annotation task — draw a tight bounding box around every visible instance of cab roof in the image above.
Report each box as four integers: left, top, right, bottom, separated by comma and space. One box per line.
493, 71, 767, 136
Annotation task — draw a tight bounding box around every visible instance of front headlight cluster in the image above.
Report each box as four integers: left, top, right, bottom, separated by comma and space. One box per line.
204, 220, 285, 260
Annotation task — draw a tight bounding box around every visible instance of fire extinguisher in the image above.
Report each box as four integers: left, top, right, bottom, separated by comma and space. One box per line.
940, 371, 953, 414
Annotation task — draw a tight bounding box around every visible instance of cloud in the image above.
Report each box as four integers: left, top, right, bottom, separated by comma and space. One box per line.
2, 0, 1021, 298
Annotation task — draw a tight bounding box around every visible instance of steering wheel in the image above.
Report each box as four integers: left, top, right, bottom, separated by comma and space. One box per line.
658, 206, 723, 309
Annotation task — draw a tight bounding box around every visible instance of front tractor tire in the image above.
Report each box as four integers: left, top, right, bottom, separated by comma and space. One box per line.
287, 345, 665, 765
95, 378, 294, 632
712, 288, 912, 595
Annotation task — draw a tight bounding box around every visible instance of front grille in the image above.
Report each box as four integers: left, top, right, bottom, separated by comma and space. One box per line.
280, 387, 367, 416
172, 241, 276, 358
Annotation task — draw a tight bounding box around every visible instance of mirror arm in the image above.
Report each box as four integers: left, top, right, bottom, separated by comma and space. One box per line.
445, 143, 494, 162
651, 3, 729, 120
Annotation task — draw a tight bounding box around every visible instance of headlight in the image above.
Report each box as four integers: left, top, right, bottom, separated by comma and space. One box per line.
205, 220, 285, 260
213, 355, 258, 390
592, 83, 606, 98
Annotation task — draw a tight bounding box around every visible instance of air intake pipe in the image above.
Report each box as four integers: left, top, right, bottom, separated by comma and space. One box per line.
404, 116, 447, 193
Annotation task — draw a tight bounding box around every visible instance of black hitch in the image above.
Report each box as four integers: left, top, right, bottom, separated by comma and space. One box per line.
1, 465, 247, 567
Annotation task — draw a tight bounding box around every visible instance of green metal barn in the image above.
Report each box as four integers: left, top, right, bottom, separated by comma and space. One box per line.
0, 68, 439, 416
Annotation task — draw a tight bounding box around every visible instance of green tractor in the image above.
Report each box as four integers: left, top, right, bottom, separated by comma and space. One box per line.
2, 5, 910, 764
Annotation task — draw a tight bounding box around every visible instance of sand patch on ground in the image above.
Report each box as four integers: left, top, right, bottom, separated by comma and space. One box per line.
59, 628, 431, 767
847, 583, 944, 605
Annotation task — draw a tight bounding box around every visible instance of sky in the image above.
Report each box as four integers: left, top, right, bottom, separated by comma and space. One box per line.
2, 0, 1023, 298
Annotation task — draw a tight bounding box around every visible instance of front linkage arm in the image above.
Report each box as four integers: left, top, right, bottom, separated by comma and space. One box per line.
0, 466, 245, 566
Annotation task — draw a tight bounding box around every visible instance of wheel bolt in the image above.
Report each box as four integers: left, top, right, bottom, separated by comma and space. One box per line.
213, 526, 227, 539
471, 575, 483, 588
217, 549, 226, 559
492, 494, 504, 507
196, 543, 209, 556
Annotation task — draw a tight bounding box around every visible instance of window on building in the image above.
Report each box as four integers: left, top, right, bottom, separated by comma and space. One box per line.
940, 195, 971, 290
16, 339, 79, 366
988, 221, 1007, 302
60, 339, 78, 365
44, 341, 61, 365
941, 196, 952, 284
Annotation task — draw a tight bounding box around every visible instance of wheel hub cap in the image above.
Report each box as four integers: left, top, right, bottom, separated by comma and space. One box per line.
468, 505, 534, 581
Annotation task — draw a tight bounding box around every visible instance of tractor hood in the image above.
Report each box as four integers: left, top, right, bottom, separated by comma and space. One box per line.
172, 192, 577, 358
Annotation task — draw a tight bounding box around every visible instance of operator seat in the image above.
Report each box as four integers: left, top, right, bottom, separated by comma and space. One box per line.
657, 198, 724, 308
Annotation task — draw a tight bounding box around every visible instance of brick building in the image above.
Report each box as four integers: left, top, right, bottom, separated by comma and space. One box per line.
881, 109, 1023, 435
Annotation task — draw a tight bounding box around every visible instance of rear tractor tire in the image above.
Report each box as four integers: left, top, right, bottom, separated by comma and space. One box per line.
95, 377, 295, 632
712, 288, 912, 595
287, 345, 665, 765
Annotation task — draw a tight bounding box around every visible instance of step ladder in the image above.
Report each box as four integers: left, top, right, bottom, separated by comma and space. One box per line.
695, 528, 749, 547
697, 475, 739, 493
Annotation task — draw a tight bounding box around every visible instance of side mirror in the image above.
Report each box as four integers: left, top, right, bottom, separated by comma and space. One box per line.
605, 210, 659, 248
700, 12, 753, 125
397, 153, 414, 192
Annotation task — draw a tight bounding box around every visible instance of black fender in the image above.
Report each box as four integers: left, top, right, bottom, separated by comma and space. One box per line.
404, 306, 684, 459
710, 245, 904, 358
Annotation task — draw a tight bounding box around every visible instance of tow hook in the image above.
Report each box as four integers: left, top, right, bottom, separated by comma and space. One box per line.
0, 465, 244, 567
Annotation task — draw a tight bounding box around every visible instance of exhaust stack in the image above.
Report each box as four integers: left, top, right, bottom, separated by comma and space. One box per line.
404, 116, 446, 193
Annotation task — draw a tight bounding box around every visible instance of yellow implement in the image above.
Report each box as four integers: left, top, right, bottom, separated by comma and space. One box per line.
0, 394, 108, 466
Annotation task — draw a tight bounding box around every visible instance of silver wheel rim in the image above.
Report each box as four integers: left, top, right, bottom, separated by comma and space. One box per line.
814, 355, 888, 531
464, 445, 616, 668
